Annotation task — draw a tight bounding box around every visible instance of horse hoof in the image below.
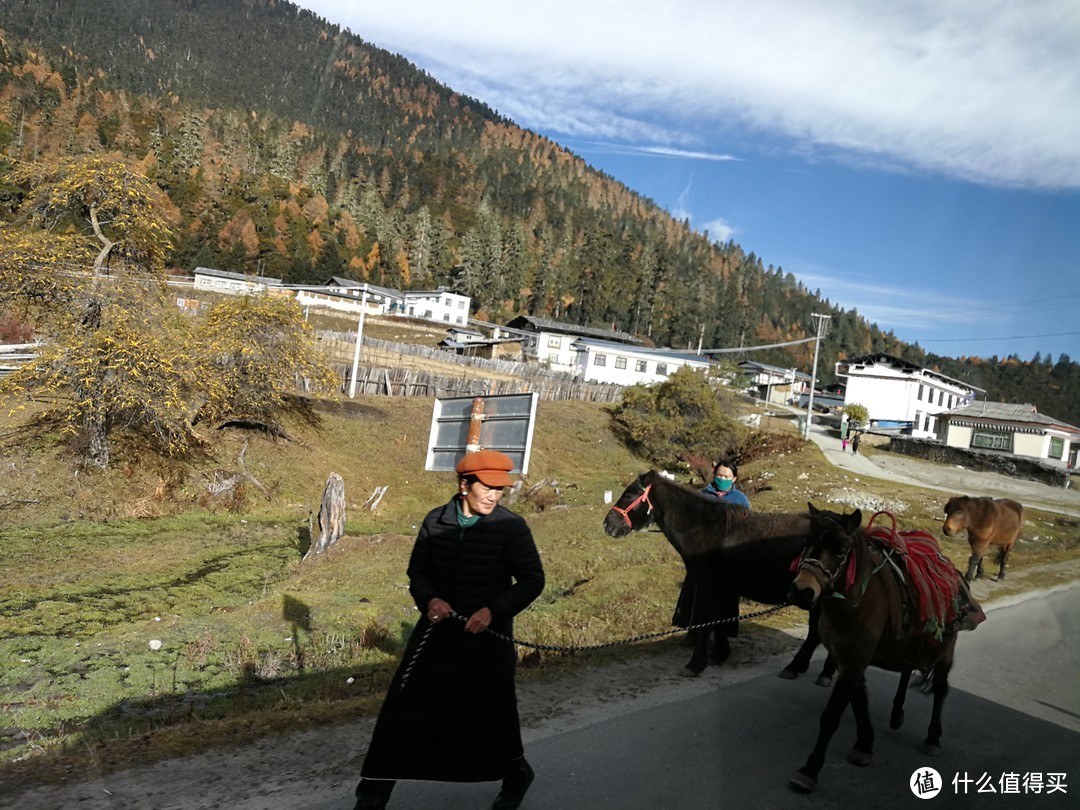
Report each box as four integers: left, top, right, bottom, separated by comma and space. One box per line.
890, 713, 905, 730
815, 675, 833, 687
847, 749, 873, 767
920, 742, 942, 757
681, 667, 702, 678
778, 668, 798, 680
789, 773, 817, 793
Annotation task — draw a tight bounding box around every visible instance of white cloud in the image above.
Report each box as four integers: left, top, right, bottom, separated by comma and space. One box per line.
309, 0, 1080, 190
701, 218, 736, 243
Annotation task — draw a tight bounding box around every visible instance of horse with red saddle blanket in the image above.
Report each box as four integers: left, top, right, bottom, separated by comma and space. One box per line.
787, 506, 984, 793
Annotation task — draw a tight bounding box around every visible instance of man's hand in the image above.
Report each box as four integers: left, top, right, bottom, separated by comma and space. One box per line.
464, 607, 492, 634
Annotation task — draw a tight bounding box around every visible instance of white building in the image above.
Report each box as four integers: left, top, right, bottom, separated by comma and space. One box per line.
292, 280, 402, 317
402, 288, 470, 326
938, 401, 1080, 468
192, 271, 473, 328
737, 360, 812, 406
504, 316, 642, 375
835, 353, 984, 439
571, 338, 712, 385
193, 266, 282, 295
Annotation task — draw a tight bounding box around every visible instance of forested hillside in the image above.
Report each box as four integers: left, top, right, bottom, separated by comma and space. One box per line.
1, 0, 1078, 424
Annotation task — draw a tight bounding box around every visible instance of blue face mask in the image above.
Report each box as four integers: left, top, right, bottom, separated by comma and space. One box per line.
713, 477, 734, 492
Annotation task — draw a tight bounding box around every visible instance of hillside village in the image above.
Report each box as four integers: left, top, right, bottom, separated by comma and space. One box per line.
185, 265, 1080, 474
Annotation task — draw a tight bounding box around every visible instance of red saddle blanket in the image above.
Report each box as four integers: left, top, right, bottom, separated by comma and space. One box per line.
866, 512, 986, 640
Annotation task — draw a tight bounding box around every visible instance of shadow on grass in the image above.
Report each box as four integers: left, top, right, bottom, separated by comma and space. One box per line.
0, 607, 826, 799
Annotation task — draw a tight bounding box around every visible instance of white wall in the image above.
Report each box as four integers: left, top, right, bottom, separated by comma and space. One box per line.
537, 331, 578, 373
574, 346, 709, 385
845, 365, 970, 439
404, 291, 470, 325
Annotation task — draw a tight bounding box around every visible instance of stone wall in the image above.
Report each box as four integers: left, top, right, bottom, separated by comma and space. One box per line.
882, 435, 1073, 489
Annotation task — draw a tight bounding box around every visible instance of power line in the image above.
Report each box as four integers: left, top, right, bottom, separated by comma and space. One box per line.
698, 336, 816, 354
922, 331, 1080, 344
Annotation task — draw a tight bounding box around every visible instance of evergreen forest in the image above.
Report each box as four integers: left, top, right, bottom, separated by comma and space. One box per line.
1, 0, 1077, 424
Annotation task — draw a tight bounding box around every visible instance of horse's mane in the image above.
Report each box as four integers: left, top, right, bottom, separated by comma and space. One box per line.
651, 473, 807, 552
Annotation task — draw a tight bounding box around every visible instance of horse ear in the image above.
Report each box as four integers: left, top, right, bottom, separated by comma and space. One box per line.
846, 509, 862, 530
807, 502, 820, 516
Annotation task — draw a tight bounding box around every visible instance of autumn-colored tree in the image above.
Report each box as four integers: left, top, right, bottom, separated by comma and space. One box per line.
842, 403, 870, 429
0, 156, 334, 468
195, 295, 337, 431
0, 155, 179, 467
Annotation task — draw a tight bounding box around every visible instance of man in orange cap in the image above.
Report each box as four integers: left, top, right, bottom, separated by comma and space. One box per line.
355, 449, 545, 810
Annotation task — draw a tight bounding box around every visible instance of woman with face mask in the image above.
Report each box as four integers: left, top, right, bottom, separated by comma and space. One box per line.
699, 459, 750, 508
671, 458, 751, 666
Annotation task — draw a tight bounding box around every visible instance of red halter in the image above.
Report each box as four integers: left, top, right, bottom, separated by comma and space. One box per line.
611, 483, 654, 528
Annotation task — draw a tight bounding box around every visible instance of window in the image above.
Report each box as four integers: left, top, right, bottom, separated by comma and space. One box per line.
937, 390, 944, 406
1049, 436, 1065, 459
455, 316, 464, 325
594, 353, 607, 366
971, 430, 1012, 451
614, 356, 627, 370
924, 414, 932, 432
918, 384, 925, 401
443, 313, 450, 322
656, 362, 668, 376
458, 300, 466, 309
635, 360, 647, 373
547, 336, 562, 349
547, 353, 559, 364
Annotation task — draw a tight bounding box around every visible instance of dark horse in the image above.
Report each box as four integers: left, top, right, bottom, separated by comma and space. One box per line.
787, 505, 985, 793
942, 495, 1023, 582
603, 470, 827, 680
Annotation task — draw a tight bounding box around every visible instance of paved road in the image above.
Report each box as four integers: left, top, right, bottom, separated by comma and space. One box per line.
374, 584, 1079, 810
11, 589, 1077, 810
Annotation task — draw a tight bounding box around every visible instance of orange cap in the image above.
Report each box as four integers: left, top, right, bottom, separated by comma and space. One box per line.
455, 449, 515, 487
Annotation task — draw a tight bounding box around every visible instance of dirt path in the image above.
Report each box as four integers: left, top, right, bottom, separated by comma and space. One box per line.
806, 421, 1080, 518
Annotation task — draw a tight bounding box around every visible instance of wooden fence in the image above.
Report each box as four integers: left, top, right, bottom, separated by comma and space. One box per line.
319, 332, 625, 403
0, 343, 39, 379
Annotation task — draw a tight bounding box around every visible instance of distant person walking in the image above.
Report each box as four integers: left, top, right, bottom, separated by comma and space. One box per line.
851, 432, 861, 454
841, 437, 848, 452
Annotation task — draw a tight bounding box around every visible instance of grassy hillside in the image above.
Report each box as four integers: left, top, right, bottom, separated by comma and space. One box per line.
1, 393, 1077, 791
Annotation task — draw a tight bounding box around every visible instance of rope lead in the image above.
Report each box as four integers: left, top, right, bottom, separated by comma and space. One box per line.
449, 602, 794, 654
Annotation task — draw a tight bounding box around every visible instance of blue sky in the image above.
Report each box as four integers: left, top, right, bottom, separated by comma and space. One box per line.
300, 1, 1080, 362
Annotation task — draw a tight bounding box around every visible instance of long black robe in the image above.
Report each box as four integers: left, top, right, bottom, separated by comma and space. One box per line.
360, 497, 545, 783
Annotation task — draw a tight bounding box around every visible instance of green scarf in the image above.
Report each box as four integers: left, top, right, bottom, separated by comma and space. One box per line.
456, 501, 480, 528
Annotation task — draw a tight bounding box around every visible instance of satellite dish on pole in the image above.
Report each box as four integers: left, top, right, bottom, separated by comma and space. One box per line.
425, 392, 539, 474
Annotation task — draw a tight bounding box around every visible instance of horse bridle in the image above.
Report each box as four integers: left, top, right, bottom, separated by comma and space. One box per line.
611, 483, 654, 528
795, 546, 852, 597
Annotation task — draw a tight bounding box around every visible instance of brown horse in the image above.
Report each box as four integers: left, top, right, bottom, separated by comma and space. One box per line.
942, 495, 1023, 582
787, 505, 984, 793
603, 471, 830, 680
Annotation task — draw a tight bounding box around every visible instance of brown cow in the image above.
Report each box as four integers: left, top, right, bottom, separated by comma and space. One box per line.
942, 495, 1023, 581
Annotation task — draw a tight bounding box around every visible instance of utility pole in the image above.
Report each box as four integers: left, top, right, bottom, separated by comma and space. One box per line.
348, 288, 368, 399
803, 313, 831, 440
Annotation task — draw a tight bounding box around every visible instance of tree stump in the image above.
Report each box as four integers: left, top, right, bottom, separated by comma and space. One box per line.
304, 473, 346, 560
